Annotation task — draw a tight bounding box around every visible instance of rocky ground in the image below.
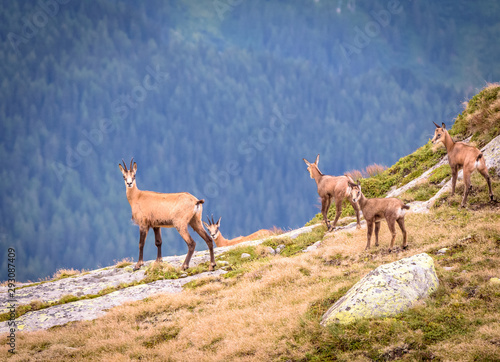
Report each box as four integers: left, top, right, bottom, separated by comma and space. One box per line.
0, 225, 319, 333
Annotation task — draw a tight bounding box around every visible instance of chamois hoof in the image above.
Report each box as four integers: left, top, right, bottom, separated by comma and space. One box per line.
402, 245, 408, 250
133, 263, 144, 271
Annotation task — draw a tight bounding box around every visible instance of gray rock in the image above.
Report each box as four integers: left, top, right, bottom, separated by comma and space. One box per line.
321, 253, 439, 326
303, 241, 321, 252
275, 244, 286, 254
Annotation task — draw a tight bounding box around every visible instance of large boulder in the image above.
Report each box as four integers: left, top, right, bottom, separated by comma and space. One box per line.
321, 253, 439, 326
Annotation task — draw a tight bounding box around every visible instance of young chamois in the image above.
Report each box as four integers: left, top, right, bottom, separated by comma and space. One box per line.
303, 154, 361, 231
348, 180, 409, 251
431, 122, 493, 207
203, 216, 274, 247
118, 158, 216, 271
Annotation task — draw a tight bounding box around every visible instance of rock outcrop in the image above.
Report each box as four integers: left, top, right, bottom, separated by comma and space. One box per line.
321, 253, 439, 326
0, 224, 317, 333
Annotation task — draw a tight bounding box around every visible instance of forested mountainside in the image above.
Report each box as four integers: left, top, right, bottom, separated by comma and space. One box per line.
1, 0, 499, 281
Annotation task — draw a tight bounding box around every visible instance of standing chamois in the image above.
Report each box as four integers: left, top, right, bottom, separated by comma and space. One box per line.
347, 180, 409, 251
203, 216, 274, 247
303, 154, 361, 231
431, 122, 493, 207
119, 158, 216, 271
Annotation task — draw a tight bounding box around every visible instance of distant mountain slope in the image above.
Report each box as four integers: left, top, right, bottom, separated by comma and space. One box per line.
1, 1, 499, 281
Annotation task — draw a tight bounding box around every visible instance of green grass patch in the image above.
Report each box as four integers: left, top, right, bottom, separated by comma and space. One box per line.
263, 225, 326, 257
401, 182, 442, 203
216, 245, 264, 279
428, 164, 451, 184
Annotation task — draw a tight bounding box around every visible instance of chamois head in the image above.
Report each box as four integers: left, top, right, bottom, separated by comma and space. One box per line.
431, 121, 447, 146
118, 158, 137, 188
203, 215, 221, 240
347, 179, 362, 204
302, 154, 321, 179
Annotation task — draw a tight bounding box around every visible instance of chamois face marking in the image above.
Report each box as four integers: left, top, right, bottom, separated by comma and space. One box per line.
119, 159, 137, 188
203, 216, 221, 240
348, 182, 362, 204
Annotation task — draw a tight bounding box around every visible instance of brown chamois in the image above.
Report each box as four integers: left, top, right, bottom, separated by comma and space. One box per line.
118, 158, 216, 271
431, 122, 493, 207
203, 216, 274, 247
348, 180, 409, 251
303, 154, 361, 231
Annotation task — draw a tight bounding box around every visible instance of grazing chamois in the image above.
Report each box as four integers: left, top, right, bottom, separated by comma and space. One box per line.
431, 122, 493, 207
203, 216, 274, 247
303, 154, 361, 231
118, 158, 216, 271
347, 180, 410, 251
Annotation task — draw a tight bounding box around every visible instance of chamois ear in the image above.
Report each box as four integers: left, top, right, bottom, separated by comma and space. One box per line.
119, 163, 125, 173
441, 122, 446, 129
203, 221, 209, 229
303, 158, 311, 166
315, 154, 320, 165
433, 121, 440, 128
216, 217, 221, 226
133, 162, 137, 172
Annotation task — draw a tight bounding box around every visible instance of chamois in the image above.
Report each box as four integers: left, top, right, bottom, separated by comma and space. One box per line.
203, 216, 274, 247
431, 122, 493, 207
303, 154, 361, 231
118, 158, 216, 271
348, 180, 410, 251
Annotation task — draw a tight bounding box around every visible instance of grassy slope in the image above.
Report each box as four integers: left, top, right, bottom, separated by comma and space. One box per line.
2, 85, 500, 361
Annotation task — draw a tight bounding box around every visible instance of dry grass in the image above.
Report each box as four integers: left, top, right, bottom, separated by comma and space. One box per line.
114, 258, 134, 269
346, 164, 388, 181
52, 268, 81, 279
2, 204, 500, 361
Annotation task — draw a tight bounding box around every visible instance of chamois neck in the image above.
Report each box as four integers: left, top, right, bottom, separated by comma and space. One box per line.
125, 183, 140, 202
442, 130, 455, 153
214, 233, 229, 247
311, 166, 324, 184
358, 192, 369, 209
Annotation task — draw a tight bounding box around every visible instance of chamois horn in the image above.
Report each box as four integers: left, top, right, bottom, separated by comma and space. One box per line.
433, 121, 440, 128
122, 159, 128, 172
129, 157, 134, 171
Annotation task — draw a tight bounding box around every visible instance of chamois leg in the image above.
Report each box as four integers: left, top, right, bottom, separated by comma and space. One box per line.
450, 166, 458, 196
134, 227, 149, 271
478, 163, 494, 201
190, 218, 216, 271
153, 227, 163, 263
176, 225, 196, 270
374, 221, 381, 247
365, 220, 374, 249
349, 199, 361, 229
331, 198, 343, 230
321, 196, 332, 230
397, 217, 408, 249
387, 219, 397, 252
461, 169, 472, 207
